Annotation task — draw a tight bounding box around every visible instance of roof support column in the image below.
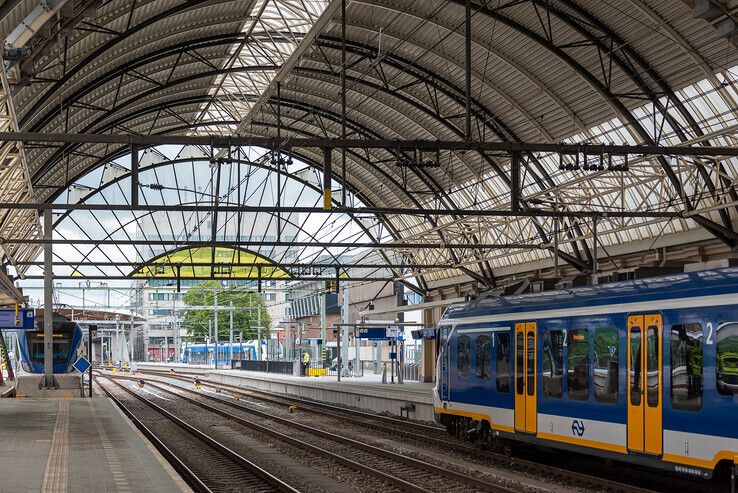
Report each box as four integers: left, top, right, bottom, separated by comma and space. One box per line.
323, 147, 332, 210
510, 151, 521, 213
341, 0, 347, 205
42, 209, 54, 388
465, 0, 472, 142
276, 84, 282, 240
130, 144, 139, 207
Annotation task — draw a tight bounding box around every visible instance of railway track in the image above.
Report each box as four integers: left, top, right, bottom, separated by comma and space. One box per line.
97, 376, 300, 493
103, 372, 522, 493
135, 369, 663, 493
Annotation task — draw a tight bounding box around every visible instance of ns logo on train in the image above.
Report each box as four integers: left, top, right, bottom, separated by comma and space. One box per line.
571, 419, 585, 437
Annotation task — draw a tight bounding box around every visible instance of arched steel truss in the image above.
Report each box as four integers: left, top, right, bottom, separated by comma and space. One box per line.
3, 0, 738, 288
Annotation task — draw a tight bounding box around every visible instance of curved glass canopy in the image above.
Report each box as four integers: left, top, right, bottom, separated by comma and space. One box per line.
132, 246, 291, 279
23, 144, 401, 283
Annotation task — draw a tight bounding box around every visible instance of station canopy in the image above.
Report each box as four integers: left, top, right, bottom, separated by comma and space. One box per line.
0, 0, 737, 293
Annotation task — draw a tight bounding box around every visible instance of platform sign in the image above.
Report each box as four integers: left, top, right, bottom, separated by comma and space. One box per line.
386, 326, 400, 339
73, 356, 91, 374
0, 309, 34, 329
358, 327, 392, 340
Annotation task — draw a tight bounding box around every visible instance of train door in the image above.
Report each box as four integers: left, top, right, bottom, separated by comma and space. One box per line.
627, 314, 663, 455
514, 322, 537, 433
438, 326, 450, 402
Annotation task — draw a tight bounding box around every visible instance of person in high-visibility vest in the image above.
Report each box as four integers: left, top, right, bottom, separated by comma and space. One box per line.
302, 351, 310, 376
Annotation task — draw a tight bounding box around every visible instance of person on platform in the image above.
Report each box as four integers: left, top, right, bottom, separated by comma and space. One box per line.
302, 351, 310, 376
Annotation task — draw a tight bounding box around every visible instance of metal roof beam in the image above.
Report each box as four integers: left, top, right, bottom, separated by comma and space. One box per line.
8, 132, 738, 156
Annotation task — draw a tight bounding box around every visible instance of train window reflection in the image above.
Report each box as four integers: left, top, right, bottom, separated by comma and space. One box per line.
594, 328, 618, 403
516, 332, 524, 395
567, 329, 590, 401
670, 324, 703, 410
457, 335, 471, 378
716, 322, 738, 396
476, 335, 491, 380
526, 332, 535, 396
630, 327, 641, 406
543, 330, 564, 398
646, 326, 659, 407
496, 333, 511, 393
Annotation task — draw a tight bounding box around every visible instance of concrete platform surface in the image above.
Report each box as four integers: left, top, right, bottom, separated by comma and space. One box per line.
138, 362, 436, 421
0, 397, 189, 492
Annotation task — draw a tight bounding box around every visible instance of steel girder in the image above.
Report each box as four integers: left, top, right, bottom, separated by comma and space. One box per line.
303, 38, 591, 270
51, 153, 410, 282
460, 0, 737, 247
7, 0, 736, 288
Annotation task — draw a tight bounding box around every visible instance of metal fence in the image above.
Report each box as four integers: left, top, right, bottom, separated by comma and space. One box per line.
401, 362, 422, 382
303, 360, 338, 377
231, 359, 297, 375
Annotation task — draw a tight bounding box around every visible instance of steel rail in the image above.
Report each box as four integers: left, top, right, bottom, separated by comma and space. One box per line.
139, 369, 443, 432
97, 376, 301, 493
115, 374, 517, 493
136, 370, 661, 493
107, 374, 435, 493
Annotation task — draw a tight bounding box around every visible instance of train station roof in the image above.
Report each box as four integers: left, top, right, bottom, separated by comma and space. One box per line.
1, 0, 738, 294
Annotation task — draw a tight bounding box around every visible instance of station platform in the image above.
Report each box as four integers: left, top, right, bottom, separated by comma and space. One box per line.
137, 362, 436, 422
0, 397, 189, 492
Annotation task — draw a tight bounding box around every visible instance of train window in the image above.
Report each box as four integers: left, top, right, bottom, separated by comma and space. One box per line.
716, 322, 738, 396
647, 326, 659, 407
516, 332, 524, 394
670, 324, 703, 410
495, 332, 511, 393
526, 332, 535, 396
457, 335, 471, 378
543, 330, 564, 398
567, 329, 590, 401
476, 335, 491, 380
630, 328, 641, 406
594, 328, 618, 403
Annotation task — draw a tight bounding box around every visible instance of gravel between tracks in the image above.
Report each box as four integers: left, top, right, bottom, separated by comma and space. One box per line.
106, 378, 406, 492
133, 371, 720, 493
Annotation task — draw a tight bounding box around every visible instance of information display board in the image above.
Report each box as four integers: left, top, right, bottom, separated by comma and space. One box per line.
0, 309, 34, 329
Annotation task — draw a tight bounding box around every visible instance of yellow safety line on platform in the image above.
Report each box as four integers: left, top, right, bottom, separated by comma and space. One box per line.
42, 400, 69, 493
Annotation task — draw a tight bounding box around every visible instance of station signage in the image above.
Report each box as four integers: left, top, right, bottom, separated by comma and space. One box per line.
358, 327, 393, 340
0, 309, 34, 329
357, 326, 402, 340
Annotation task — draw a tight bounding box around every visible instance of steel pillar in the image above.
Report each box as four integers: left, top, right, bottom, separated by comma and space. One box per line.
320, 282, 327, 365
341, 283, 350, 377
214, 287, 219, 369
42, 210, 54, 388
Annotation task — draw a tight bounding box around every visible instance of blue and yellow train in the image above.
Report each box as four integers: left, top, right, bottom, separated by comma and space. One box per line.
435, 267, 738, 479
181, 341, 262, 366
18, 320, 83, 373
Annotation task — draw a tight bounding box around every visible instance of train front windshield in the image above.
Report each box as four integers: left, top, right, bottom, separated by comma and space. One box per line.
26, 332, 72, 365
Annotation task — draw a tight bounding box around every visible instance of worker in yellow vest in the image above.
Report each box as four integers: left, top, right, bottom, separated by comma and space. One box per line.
302, 351, 310, 376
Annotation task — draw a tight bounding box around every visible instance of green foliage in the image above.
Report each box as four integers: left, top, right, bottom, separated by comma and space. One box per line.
182, 281, 270, 341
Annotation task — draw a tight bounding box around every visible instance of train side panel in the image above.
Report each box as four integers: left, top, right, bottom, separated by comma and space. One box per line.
436, 302, 738, 478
